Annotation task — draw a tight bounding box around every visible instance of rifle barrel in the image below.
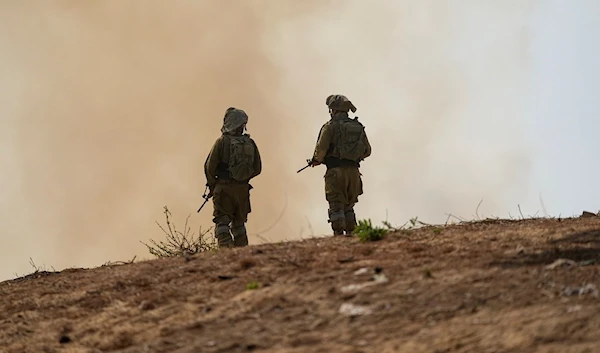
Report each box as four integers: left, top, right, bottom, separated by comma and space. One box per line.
297, 165, 310, 173
197, 196, 209, 213
296, 158, 314, 173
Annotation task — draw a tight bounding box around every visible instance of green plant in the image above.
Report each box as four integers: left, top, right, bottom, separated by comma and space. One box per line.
246, 281, 260, 290
354, 219, 388, 242
398, 216, 427, 231
409, 217, 419, 227
382, 220, 394, 230
141, 206, 216, 258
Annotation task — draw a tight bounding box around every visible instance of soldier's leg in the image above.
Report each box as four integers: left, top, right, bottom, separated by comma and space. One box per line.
214, 216, 233, 248
231, 183, 250, 247
324, 168, 346, 235
212, 184, 234, 248
344, 203, 357, 235
231, 221, 248, 247
328, 202, 346, 235
345, 167, 363, 235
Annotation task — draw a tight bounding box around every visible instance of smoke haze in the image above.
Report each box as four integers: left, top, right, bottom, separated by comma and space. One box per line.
1, 1, 537, 280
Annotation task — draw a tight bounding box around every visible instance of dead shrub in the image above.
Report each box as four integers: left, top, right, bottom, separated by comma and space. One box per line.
141, 206, 216, 258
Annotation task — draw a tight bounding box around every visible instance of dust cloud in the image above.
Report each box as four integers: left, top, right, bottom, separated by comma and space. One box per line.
0, 1, 536, 280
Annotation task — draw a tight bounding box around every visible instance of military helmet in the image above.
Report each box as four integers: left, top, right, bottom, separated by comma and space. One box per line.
326, 94, 357, 113
221, 107, 248, 134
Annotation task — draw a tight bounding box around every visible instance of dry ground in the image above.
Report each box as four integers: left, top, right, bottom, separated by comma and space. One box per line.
1, 216, 600, 353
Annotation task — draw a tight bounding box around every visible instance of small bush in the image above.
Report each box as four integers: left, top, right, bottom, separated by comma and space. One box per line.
246, 281, 260, 290
354, 219, 388, 242
141, 206, 216, 258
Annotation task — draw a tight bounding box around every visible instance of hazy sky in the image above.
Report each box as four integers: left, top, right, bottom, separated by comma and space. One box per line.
0, 1, 598, 281
524, 0, 600, 217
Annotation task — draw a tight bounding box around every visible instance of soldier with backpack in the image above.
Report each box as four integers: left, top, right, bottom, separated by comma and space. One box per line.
309, 94, 372, 236
204, 107, 262, 248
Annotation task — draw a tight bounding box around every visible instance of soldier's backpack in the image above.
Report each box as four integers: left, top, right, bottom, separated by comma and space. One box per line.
227, 134, 256, 181
335, 117, 368, 162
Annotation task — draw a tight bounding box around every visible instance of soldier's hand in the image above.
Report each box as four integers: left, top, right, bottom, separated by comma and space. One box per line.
310, 159, 322, 167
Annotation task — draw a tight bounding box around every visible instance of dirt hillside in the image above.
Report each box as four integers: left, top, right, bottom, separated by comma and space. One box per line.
2, 215, 600, 353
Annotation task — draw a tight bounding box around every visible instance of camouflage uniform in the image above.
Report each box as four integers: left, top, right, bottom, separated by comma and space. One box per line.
204, 107, 262, 247
312, 95, 371, 235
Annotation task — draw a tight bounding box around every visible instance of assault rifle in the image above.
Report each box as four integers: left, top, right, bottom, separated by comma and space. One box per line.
197, 185, 212, 213
296, 159, 313, 173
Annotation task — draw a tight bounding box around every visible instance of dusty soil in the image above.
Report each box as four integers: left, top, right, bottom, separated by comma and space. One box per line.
1, 216, 600, 353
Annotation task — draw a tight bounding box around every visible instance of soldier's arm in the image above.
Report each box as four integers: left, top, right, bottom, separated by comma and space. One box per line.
312, 123, 332, 163
204, 137, 223, 189
251, 139, 262, 179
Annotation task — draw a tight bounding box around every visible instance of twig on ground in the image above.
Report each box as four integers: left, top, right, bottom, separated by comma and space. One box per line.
475, 199, 483, 220
518, 205, 524, 220
103, 255, 137, 267
445, 213, 468, 223
444, 214, 452, 226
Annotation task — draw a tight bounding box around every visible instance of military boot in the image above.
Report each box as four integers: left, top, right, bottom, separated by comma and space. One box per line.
216, 234, 233, 248
215, 224, 233, 248
328, 204, 346, 236
344, 210, 357, 236
231, 222, 249, 247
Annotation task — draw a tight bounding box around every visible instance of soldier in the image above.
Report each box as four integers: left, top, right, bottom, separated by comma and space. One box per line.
204, 107, 262, 247
310, 94, 372, 236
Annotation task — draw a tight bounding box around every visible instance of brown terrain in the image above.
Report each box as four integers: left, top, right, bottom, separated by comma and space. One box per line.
1, 214, 600, 353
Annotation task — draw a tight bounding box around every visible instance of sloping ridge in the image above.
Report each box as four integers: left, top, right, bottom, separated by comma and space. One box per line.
2, 216, 600, 353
